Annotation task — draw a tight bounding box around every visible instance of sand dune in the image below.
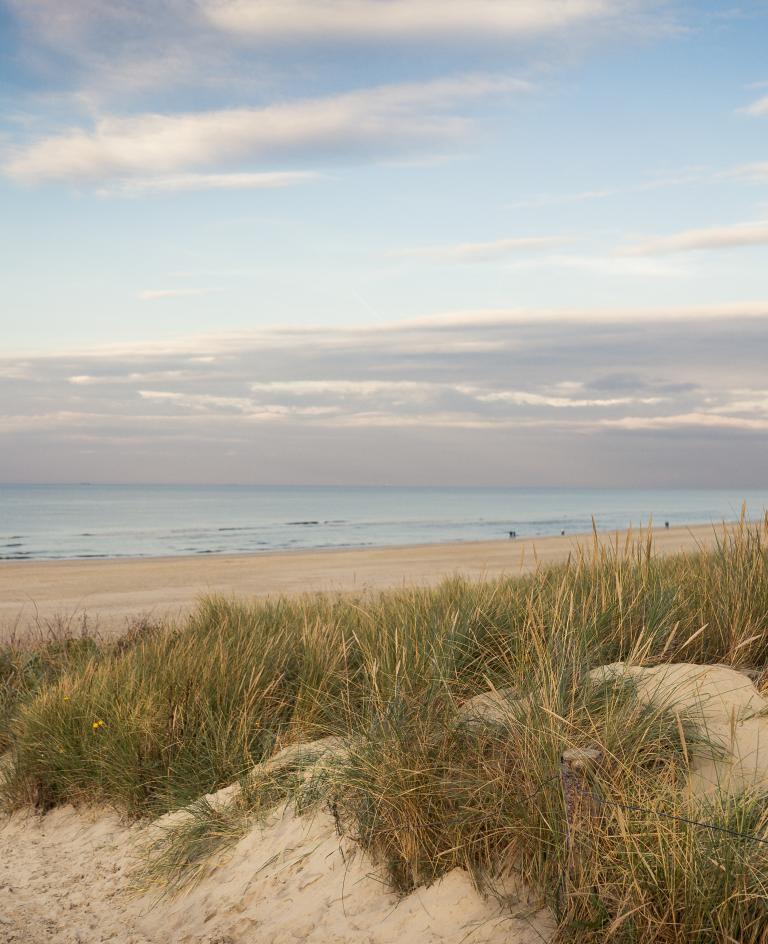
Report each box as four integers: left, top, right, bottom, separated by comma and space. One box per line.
0, 776, 554, 944
0, 523, 730, 640
594, 662, 768, 797
3, 661, 767, 944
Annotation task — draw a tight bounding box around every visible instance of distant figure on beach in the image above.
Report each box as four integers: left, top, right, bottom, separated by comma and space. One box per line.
561, 530, 565, 536
665, 521, 670, 529
509, 530, 516, 538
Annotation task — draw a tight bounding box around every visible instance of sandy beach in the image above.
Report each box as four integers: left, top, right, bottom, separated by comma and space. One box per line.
0, 522, 729, 639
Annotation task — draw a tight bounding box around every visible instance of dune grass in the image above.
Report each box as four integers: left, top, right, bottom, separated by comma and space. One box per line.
0, 629, 103, 755
137, 759, 306, 896
3, 517, 768, 940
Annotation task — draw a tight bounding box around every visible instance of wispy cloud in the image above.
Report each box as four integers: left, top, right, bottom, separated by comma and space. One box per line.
247, 379, 664, 409
709, 393, 768, 415
249, 380, 434, 397
601, 413, 768, 432
388, 235, 567, 263
461, 387, 665, 408
8, 300, 765, 364
403, 301, 768, 329
3, 303, 768, 484
507, 189, 616, 209
100, 171, 321, 196
69, 371, 192, 385
724, 162, 768, 182
506, 168, 721, 212
740, 94, 768, 116
505, 253, 688, 277
203, 0, 626, 42
138, 390, 320, 417
3, 74, 529, 184
621, 220, 768, 255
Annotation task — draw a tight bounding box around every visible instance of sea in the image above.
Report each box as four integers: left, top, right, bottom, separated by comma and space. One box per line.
1, 485, 767, 561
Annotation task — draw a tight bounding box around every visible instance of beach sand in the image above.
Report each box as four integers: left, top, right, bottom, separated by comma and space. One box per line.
0, 798, 555, 944
0, 522, 730, 640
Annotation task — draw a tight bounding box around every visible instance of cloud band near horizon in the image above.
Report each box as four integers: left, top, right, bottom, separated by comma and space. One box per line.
2, 302, 768, 486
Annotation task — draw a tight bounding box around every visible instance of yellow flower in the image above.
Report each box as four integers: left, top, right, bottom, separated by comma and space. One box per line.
92, 719, 106, 731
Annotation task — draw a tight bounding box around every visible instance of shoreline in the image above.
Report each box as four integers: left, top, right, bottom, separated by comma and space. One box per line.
0, 513, 746, 565
0, 521, 737, 640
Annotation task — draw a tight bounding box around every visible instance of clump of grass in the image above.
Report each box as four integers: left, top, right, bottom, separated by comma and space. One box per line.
136, 767, 302, 895
330, 637, 699, 898
6, 600, 303, 813
0, 628, 103, 753
562, 779, 768, 942
136, 740, 339, 896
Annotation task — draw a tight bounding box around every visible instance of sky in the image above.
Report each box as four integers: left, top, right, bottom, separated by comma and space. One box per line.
1, 0, 767, 487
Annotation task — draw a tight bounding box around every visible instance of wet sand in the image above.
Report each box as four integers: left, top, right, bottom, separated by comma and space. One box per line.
0, 523, 729, 640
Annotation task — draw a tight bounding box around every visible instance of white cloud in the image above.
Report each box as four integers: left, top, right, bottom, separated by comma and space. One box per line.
505, 253, 688, 277
139, 390, 261, 413
741, 94, 768, 117
204, 0, 622, 41
100, 171, 321, 196
621, 220, 768, 255
250, 380, 433, 397
69, 375, 104, 385
246, 380, 664, 410
396, 301, 768, 331
725, 162, 768, 182
0, 365, 31, 380
389, 236, 567, 263
601, 413, 768, 431
70, 370, 195, 385
332, 411, 564, 429
707, 390, 768, 416
461, 388, 664, 408
139, 389, 344, 419
3, 301, 767, 366
4, 74, 529, 183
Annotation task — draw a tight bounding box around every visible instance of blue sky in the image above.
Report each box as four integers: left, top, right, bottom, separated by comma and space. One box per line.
1, 1, 767, 485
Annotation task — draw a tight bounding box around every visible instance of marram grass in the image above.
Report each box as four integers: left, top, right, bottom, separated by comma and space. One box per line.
3, 517, 768, 941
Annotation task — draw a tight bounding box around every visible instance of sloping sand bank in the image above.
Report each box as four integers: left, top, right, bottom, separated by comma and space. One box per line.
0, 802, 554, 944
595, 662, 768, 796
0, 523, 729, 640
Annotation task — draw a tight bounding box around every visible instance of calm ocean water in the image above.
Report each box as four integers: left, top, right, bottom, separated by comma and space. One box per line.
1, 485, 767, 561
